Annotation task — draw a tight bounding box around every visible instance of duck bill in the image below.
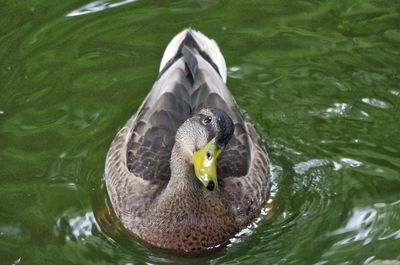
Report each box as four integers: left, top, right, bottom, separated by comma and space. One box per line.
193, 138, 223, 191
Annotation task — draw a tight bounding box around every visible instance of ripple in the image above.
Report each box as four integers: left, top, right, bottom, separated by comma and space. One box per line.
0, 224, 22, 238
12, 257, 22, 265
389, 90, 399, 96
228, 66, 243, 80
56, 212, 100, 240
383, 29, 400, 44
362, 98, 391, 109
1, 0, 400, 263
66, 0, 137, 17
326, 103, 350, 116
293, 159, 329, 175
340, 157, 363, 168
331, 207, 377, 245
332, 161, 343, 171
322, 103, 370, 120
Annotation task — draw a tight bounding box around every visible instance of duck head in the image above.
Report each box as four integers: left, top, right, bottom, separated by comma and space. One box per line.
174, 107, 234, 191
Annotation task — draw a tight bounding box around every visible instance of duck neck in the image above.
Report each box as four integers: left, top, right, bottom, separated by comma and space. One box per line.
165, 142, 203, 194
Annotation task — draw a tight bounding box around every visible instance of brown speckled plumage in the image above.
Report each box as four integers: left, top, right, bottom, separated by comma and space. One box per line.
105, 29, 271, 253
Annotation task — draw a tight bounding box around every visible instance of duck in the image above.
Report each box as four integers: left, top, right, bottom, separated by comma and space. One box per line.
105, 29, 271, 254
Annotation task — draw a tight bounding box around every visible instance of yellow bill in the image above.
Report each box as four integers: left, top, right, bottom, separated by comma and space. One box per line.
193, 138, 223, 191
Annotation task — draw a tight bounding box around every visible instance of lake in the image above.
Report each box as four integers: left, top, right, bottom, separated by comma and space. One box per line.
1, 0, 399, 264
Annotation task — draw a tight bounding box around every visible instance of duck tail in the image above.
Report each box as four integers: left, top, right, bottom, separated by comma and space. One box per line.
159, 28, 227, 83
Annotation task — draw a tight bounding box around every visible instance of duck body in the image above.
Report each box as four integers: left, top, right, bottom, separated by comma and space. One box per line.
105, 29, 271, 253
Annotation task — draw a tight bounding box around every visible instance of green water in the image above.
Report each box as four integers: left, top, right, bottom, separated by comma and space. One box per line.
1, 0, 400, 264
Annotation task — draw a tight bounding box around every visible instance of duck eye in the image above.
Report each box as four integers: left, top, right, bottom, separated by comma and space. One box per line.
206, 151, 213, 160
203, 116, 212, 124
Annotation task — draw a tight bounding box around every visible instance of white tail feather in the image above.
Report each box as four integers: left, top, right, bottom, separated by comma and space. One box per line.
159, 29, 227, 83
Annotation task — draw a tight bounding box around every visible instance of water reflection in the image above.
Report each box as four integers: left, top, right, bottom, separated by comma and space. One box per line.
322, 102, 370, 120
65, 212, 98, 239
340, 157, 363, 168
66, 0, 137, 17
0, 224, 22, 238
362, 98, 391, 109
293, 159, 330, 175
1, 0, 400, 263
326, 103, 350, 116
331, 207, 377, 245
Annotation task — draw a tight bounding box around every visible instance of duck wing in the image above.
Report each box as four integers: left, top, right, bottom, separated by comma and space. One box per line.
124, 29, 252, 183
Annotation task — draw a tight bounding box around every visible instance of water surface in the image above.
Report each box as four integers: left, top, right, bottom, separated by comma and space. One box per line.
1, 0, 400, 264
